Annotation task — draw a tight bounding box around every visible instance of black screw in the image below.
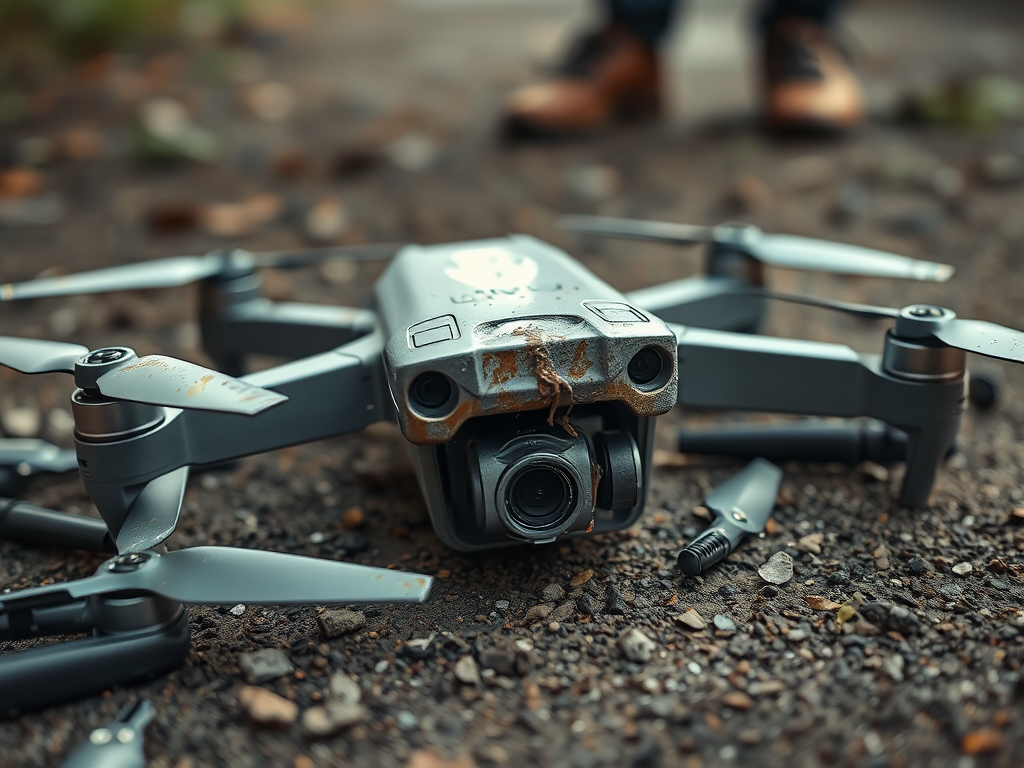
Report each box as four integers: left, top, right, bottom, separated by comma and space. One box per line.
108, 551, 152, 572
86, 348, 129, 365
409, 372, 453, 415
627, 347, 664, 386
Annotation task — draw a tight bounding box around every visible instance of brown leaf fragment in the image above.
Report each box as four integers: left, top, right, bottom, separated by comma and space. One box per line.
806, 595, 842, 611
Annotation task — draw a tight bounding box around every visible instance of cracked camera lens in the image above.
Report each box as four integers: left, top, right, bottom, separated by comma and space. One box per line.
627, 347, 663, 386
506, 465, 575, 530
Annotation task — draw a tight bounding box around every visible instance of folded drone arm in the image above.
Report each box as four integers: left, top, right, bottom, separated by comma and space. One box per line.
75, 330, 387, 535
673, 326, 965, 506
626, 276, 767, 333
201, 299, 379, 375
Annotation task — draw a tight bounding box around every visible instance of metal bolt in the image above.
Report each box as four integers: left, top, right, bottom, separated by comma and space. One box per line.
108, 551, 152, 572
116, 728, 135, 743
908, 306, 943, 318
85, 348, 128, 365
731, 508, 747, 522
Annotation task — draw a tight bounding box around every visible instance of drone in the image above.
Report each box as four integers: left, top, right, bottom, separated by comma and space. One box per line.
3, 216, 1023, 719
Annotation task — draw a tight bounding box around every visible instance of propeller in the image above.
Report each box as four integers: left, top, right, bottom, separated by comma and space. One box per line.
0, 243, 401, 301
0, 546, 433, 613
559, 215, 955, 282
61, 699, 154, 768
755, 291, 1024, 365
0, 338, 287, 415
115, 467, 189, 554
677, 458, 783, 576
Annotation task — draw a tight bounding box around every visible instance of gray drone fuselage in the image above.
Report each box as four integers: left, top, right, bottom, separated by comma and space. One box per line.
375, 236, 678, 550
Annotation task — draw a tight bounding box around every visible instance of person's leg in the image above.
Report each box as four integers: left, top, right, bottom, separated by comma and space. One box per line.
605, 0, 680, 47
756, 0, 863, 131
502, 0, 679, 137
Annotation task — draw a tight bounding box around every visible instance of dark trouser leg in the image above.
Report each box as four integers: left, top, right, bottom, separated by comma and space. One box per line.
757, 0, 850, 30
605, 0, 681, 47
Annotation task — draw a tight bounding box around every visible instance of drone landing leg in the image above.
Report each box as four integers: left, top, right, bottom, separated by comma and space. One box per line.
626, 276, 767, 333
202, 301, 378, 374
0, 499, 115, 553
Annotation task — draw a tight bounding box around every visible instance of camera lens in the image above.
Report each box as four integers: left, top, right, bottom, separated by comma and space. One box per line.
627, 347, 663, 386
409, 372, 454, 416
505, 464, 576, 531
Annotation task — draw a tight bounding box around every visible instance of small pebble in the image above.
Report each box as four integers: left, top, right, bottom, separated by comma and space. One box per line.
952, 562, 973, 576
619, 627, 657, 663
713, 614, 737, 633
758, 552, 794, 585
238, 686, 298, 727
238, 649, 293, 684
318, 608, 365, 638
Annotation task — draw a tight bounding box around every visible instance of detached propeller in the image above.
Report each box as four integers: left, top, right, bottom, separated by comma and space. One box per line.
0, 243, 400, 301
559, 215, 955, 282
757, 291, 1024, 365
677, 458, 783, 576
0, 546, 433, 610
0, 337, 287, 415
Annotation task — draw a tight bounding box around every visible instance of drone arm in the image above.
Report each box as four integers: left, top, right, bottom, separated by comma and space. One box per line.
626, 276, 767, 333
75, 331, 387, 527
674, 326, 965, 506
201, 300, 378, 374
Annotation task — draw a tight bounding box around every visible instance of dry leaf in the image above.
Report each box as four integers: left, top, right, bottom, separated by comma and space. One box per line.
806, 595, 842, 611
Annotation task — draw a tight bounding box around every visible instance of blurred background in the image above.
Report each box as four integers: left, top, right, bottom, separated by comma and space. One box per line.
3, 2, 1024, 765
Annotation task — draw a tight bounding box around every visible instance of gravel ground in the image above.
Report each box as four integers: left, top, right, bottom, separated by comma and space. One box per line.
3, 1, 1024, 766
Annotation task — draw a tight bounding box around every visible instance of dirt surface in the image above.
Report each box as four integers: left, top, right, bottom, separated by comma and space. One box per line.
3, 1, 1024, 766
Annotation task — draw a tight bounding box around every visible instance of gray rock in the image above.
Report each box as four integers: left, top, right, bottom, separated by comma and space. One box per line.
605, 584, 627, 615
454, 655, 480, 685
619, 627, 657, 663
525, 603, 554, 623
328, 673, 361, 704
548, 600, 576, 623
903, 556, 933, 575
713, 614, 737, 633
301, 702, 365, 738
479, 648, 516, 676
542, 583, 566, 602
238, 648, 293, 684
860, 601, 922, 634
577, 592, 601, 616
318, 608, 366, 638
758, 552, 794, 585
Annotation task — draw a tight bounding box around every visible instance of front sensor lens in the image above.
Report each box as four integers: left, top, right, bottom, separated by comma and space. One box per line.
627, 347, 663, 386
409, 372, 454, 416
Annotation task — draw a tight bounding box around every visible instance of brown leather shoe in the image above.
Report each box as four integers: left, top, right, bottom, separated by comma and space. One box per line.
762, 19, 864, 132
504, 27, 661, 138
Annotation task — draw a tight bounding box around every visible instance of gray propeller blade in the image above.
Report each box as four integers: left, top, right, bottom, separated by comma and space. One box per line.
0, 337, 87, 374
932, 319, 1024, 364
704, 458, 783, 528
756, 290, 902, 321
115, 467, 189, 554
4, 547, 433, 606
0, 439, 78, 475
61, 700, 154, 768
750, 234, 954, 282
93, 356, 287, 415
0, 256, 222, 300
559, 215, 954, 282
559, 215, 715, 245
0, 244, 401, 301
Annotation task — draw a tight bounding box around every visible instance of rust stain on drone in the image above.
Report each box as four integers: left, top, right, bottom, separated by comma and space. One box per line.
404, 397, 483, 445
568, 340, 592, 379
512, 325, 576, 436
483, 350, 519, 388
187, 374, 216, 398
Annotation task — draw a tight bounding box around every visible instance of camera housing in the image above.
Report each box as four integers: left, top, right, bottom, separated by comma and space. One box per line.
375, 236, 678, 550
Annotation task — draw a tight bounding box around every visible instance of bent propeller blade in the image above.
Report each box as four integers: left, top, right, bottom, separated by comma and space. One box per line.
0, 256, 220, 300
94, 356, 287, 415
0, 336, 88, 374
559, 215, 715, 245
115, 467, 189, 554
750, 234, 955, 282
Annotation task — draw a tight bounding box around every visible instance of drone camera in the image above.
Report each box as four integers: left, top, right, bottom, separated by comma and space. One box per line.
376, 236, 677, 550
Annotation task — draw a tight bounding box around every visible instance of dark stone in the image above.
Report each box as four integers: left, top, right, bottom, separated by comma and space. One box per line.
904, 556, 933, 576
605, 584, 627, 615
478, 648, 516, 676
718, 584, 739, 598
578, 592, 601, 617
338, 532, 368, 554
860, 601, 922, 634
827, 569, 850, 586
